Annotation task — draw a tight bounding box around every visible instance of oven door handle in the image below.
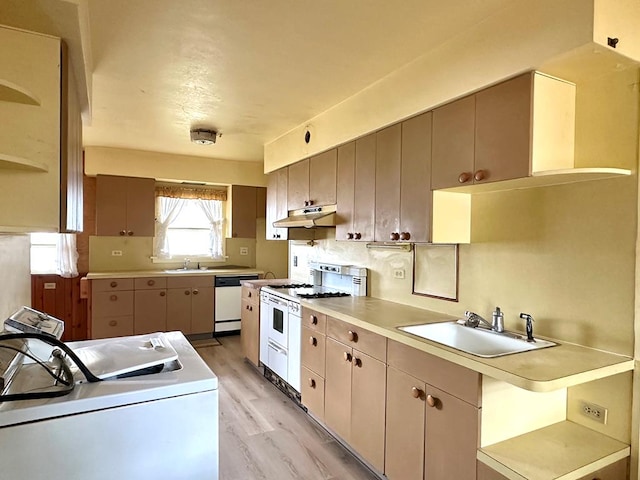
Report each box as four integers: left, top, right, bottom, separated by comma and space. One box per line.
267, 339, 287, 355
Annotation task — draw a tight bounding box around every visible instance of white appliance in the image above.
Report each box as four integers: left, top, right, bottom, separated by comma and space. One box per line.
214, 274, 259, 334
0, 331, 219, 480
259, 262, 367, 395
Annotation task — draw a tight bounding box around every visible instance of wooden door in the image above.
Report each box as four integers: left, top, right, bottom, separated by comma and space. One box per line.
400, 112, 432, 243
336, 142, 356, 241
424, 385, 479, 480
241, 298, 260, 366
350, 350, 386, 473
353, 134, 376, 241
275, 168, 288, 240
475, 72, 532, 184
374, 124, 401, 242
385, 367, 426, 480
166, 287, 192, 334
287, 159, 310, 210
231, 185, 257, 238
309, 149, 337, 206
125, 177, 155, 236
266, 172, 278, 240
431, 95, 476, 190
301, 366, 325, 420
301, 326, 326, 376
324, 337, 352, 442
96, 175, 128, 235
134, 289, 167, 334
191, 285, 214, 334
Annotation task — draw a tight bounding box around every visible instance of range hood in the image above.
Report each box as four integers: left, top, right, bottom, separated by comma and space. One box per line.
273, 205, 337, 228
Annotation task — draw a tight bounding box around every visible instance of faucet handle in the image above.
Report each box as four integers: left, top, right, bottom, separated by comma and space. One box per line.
519, 313, 535, 342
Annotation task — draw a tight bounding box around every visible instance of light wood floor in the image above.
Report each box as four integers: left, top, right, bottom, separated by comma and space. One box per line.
196, 335, 380, 480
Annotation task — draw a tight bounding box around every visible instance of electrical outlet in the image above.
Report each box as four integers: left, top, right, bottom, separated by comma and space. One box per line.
393, 268, 405, 279
111, 250, 123, 257
240, 247, 248, 256
581, 401, 608, 424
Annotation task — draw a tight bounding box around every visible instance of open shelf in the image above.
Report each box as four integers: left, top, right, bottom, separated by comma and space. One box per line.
0, 153, 48, 172
0, 79, 41, 106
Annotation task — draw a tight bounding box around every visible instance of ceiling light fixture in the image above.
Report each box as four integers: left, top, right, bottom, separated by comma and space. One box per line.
190, 128, 219, 145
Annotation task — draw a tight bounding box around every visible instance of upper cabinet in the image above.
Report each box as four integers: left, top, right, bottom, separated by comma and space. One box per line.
288, 149, 337, 210
230, 185, 263, 239
96, 175, 155, 237
0, 27, 83, 232
266, 168, 288, 240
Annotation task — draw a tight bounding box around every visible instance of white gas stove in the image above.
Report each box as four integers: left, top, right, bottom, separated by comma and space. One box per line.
259, 262, 367, 396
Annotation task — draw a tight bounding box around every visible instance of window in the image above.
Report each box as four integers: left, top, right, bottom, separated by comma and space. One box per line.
154, 185, 227, 260
30, 233, 79, 277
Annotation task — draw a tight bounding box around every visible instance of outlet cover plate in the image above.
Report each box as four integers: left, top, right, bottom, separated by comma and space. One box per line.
581, 401, 608, 424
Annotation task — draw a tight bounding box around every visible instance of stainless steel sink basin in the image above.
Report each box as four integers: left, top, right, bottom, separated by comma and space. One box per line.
398, 321, 556, 358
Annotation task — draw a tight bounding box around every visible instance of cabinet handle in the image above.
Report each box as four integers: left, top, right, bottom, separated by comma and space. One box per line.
193, 289, 199, 295
400, 232, 411, 241
110, 294, 118, 301
249, 306, 253, 312
248, 291, 252, 298
310, 315, 318, 325
426, 394, 437, 408
347, 330, 357, 342
109, 320, 117, 327
110, 281, 118, 288
353, 357, 362, 368
160, 291, 166, 297
308, 378, 316, 388
185, 290, 190, 295
474, 170, 487, 182
411, 386, 423, 399
343, 351, 352, 362
354, 233, 362, 240
390, 232, 399, 241
119, 230, 126, 236
309, 336, 317, 346
347, 233, 354, 240
147, 279, 155, 286
127, 231, 134, 236
458, 172, 472, 184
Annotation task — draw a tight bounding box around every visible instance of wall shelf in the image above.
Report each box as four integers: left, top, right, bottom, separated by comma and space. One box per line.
0, 79, 41, 106
0, 153, 48, 172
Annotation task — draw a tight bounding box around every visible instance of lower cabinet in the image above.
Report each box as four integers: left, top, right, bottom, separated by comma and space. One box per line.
300, 308, 328, 420
133, 277, 167, 335
477, 457, 629, 480
166, 276, 214, 335
91, 279, 134, 339
241, 285, 260, 366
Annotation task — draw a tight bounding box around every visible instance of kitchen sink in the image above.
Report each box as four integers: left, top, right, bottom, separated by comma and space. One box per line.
164, 268, 211, 274
398, 320, 557, 358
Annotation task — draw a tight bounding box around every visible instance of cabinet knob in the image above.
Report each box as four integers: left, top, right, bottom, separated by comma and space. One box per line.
160, 291, 166, 297
248, 291, 252, 298
347, 330, 357, 342
474, 170, 487, 182
400, 232, 411, 241
390, 232, 400, 241
411, 386, 423, 399
343, 351, 352, 362
249, 306, 253, 312
309, 336, 317, 346
353, 357, 362, 368
110, 281, 118, 288
347, 232, 354, 240
109, 320, 117, 327
193, 289, 199, 295
110, 294, 118, 301
310, 315, 318, 325
308, 378, 316, 388
354, 233, 362, 240
426, 394, 437, 408
119, 230, 126, 236
246, 304, 250, 310
147, 279, 155, 286
184, 290, 190, 295
127, 231, 134, 236
458, 172, 472, 184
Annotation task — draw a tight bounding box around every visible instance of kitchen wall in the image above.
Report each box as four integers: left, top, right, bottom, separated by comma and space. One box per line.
0, 235, 31, 319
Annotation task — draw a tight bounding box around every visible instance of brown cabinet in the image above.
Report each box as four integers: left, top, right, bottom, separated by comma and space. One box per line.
166, 276, 214, 335
374, 124, 402, 242
324, 317, 387, 472
288, 149, 338, 210
300, 307, 327, 419
96, 175, 155, 236
230, 185, 257, 238
287, 158, 309, 210
90, 278, 134, 339
240, 285, 260, 366
133, 277, 167, 334
386, 339, 481, 480
266, 168, 288, 240
336, 142, 356, 241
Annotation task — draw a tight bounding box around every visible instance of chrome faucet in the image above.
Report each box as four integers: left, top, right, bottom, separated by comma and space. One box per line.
183, 258, 191, 270
464, 307, 505, 333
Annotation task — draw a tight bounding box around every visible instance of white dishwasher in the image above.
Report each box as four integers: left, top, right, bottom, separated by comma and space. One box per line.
214, 274, 259, 334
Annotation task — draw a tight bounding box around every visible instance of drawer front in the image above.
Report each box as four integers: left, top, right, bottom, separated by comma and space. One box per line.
327, 316, 387, 362
91, 315, 134, 339
577, 458, 629, 480
92, 278, 134, 292
92, 290, 134, 318
134, 277, 167, 290
301, 326, 326, 376
302, 307, 327, 333
388, 339, 480, 406
242, 286, 260, 303
301, 366, 325, 421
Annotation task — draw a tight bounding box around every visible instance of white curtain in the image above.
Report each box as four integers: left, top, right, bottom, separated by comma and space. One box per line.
197, 199, 224, 259
155, 196, 185, 258
56, 234, 78, 278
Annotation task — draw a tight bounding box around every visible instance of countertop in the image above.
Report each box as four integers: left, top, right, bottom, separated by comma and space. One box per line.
86, 268, 264, 279
299, 296, 633, 393
239, 278, 294, 288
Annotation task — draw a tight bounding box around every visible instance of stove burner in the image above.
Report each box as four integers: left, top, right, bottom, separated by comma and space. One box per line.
269, 283, 314, 289
296, 292, 351, 299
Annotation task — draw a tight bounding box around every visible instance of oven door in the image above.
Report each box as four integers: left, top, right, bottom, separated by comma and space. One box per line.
265, 294, 289, 348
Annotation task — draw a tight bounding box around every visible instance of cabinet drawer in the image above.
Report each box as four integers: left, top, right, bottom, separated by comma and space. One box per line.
327, 316, 386, 362
92, 290, 134, 317
134, 277, 167, 290
242, 286, 260, 303
301, 326, 326, 376
302, 307, 326, 333
577, 458, 628, 480
92, 278, 134, 292
301, 366, 325, 421
388, 339, 481, 406
91, 315, 134, 339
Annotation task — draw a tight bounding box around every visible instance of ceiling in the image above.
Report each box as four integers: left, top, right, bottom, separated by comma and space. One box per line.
2, 0, 514, 162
